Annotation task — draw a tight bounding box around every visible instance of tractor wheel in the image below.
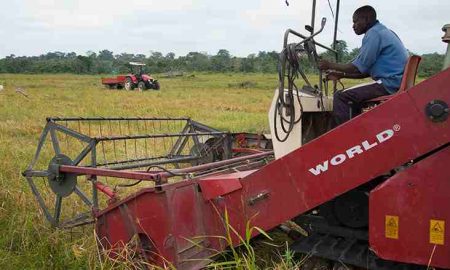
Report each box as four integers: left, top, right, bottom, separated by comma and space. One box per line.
124, 77, 134, 91
152, 81, 160, 90
137, 81, 146, 92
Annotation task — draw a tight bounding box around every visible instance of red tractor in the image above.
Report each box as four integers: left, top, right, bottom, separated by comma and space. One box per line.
101, 62, 160, 91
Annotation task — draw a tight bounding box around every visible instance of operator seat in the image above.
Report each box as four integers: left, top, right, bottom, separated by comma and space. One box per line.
364, 55, 422, 105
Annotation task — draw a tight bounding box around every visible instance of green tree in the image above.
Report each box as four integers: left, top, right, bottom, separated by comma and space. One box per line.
98, 50, 114, 61
240, 54, 256, 72
418, 53, 445, 77
319, 40, 349, 62
211, 49, 231, 72
76, 55, 93, 73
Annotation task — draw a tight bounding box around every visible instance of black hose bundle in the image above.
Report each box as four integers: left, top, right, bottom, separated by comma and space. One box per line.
274, 43, 308, 142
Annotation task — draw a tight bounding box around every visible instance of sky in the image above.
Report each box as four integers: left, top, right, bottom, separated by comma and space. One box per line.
0, 0, 448, 58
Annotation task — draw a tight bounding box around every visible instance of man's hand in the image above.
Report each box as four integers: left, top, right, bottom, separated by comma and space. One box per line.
318, 59, 332, 71
325, 71, 344, 81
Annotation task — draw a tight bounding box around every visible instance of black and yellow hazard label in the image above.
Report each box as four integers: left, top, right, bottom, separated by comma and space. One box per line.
385, 215, 399, 239
430, 219, 445, 245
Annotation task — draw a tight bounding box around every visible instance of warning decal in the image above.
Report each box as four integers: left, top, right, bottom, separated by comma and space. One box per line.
430, 219, 445, 245
385, 215, 399, 239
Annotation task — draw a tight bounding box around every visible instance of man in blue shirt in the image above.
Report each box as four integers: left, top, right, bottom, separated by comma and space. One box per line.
318, 5, 408, 126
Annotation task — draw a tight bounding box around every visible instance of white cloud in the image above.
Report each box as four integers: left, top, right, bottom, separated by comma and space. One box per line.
0, 0, 448, 57
22, 0, 197, 28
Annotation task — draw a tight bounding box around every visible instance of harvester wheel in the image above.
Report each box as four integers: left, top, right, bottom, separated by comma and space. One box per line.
137, 81, 146, 92
124, 77, 134, 90
152, 81, 160, 90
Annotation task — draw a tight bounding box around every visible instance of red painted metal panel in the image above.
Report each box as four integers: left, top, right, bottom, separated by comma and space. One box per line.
96, 191, 175, 265
96, 184, 217, 269
101, 76, 126, 85
369, 146, 450, 269
241, 69, 450, 233
101, 78, 120, 84
141, 74, 154, 81
198, 171, 248, 201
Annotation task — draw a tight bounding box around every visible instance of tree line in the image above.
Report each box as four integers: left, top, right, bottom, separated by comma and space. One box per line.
0, 41, 444, 77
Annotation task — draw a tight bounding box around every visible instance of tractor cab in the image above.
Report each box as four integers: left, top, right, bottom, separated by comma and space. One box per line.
128, 61, 145, 78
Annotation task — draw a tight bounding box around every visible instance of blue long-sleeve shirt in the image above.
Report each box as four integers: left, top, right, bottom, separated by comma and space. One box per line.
352, 21, 408, 94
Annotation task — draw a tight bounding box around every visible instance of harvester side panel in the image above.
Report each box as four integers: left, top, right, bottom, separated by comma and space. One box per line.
242, 68, 450, 235
370, 146, 450, 268
96, 182, 222, 269
96, 190, 173, 264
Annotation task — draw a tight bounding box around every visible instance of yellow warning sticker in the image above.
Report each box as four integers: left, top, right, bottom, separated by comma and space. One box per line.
430, 219, 445, 245
385, 215, 399, 239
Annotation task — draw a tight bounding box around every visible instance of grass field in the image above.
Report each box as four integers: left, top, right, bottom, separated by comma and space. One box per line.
0, 73, 369, 269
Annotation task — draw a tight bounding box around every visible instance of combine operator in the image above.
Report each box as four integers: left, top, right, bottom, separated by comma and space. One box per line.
318, 5, 408, 126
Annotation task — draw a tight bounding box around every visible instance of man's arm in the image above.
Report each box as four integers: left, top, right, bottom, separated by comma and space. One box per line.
319, 60, 370, 80
323, 69, 370, 81
318, 60, 361, 74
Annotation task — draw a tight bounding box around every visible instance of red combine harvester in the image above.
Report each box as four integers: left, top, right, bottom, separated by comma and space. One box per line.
24, 2, 449, 270
101, 62, 160, 91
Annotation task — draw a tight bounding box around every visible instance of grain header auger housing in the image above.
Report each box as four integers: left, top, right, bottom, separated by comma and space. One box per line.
23, 2, 450, 270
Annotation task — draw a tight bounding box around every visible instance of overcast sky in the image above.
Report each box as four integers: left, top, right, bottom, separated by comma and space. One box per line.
0, 0, 448, 58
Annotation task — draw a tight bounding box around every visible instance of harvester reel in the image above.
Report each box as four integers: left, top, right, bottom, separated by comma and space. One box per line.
25, 117, 230, 228
47, 154, 77, 197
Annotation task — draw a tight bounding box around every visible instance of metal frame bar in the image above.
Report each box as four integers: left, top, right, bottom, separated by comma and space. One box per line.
100, 156, 198, 171
91, 145, 98, 208
95, 155, 196, 168
74, 186, 93, 206
60, 165, 160, 181
25, 176, 55, 225
311, 0, 316, 32
73, 141, 97, 165
58, 151, 273, 184
169, 123, 191, 157
93, 131, 225, 142
49, 122, 92, 143
50, 128, 61, 155
333, 0, 341, 61
48, 117, 190, 122
283, 29, 337, 54
27, 124, 50, 170
189, 120, 223, 133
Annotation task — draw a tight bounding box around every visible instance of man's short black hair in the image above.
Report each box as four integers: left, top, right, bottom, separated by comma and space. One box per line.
354, 5, 377, 22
